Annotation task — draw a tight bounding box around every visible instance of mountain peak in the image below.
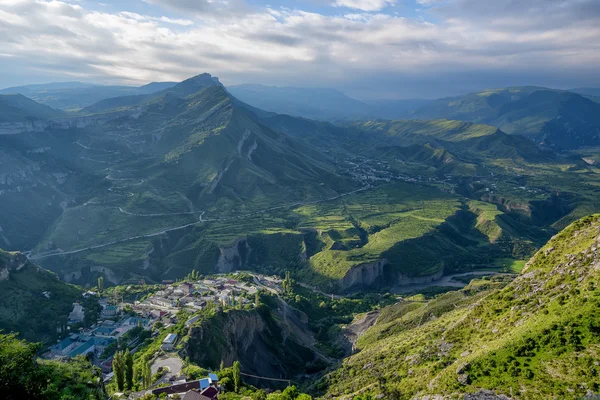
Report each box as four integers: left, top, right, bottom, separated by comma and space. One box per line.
171, 73, 222, 97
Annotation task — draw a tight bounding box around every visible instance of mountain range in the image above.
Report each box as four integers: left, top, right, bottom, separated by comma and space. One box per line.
0, 73, 600, 294
0, 81, 177, 111
2, 72, 600, 399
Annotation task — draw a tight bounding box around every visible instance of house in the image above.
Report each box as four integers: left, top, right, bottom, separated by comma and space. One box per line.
182, 387, 219, 400
150, 297, 176, 308
182, 283, 193, 295
161, 333, 178, 351
185, 314, 202, 327
152, 380, 203, 396
101, 304, 118, 318
200, 386, 219, 399
151, 310, 169, 319
153, 377, 219, 398
50, 336, 78, 357
68, 303, 85, 323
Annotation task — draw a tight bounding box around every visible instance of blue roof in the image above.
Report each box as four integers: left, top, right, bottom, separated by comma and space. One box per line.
199, 378, 211, 390
95, 326, 115, 335
54, 337, 74, 350
68, 338, 95, 357
208, 373, 219, 382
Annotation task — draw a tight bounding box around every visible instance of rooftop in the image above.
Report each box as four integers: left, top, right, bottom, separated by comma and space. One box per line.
163, 333, 177, 344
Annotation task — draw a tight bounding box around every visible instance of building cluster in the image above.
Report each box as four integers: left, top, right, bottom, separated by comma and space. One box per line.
135, 277, 259, 316
151, 374, 220, 399
49, 299, 152, 360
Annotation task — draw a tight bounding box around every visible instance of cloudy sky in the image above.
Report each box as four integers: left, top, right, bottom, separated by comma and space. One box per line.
0, 0, 599, 98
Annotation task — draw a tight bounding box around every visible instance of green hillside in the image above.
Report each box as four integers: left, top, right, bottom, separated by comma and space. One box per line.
2, 75, 600, 292
321, 214, 600, 399
410, 87, 600, 150
0, 249, 82, 344
0, 94, 64, 122
1, 333, 106, 399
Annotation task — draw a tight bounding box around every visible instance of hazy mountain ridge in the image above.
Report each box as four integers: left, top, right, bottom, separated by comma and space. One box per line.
0, 80, 177, 111
0, 94, 65, 122
410, 87, 600, 150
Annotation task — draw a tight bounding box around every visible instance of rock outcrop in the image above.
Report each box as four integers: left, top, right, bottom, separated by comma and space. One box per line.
0, 250, 28, 281
185, 299, 322, 380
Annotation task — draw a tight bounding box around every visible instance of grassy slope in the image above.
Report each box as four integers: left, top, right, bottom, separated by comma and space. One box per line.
322, 214, 600, 399
0, 250, 82, 343
0, 94, 64, 122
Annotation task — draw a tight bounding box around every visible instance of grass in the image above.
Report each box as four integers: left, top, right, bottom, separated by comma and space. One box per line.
319, 215, 600, 399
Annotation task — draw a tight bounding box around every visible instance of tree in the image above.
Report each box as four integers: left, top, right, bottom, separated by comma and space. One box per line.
219, 360, 225, 371
124, 349, 134, 389
113, 351, 125, 391
233, 361, 241, 393
253, 389, 267, 400
97, 276, 104, 292
282, 271, 294, 294
143, 359, 152, 389
282, 385, 299, 400
255, 292, 260, 308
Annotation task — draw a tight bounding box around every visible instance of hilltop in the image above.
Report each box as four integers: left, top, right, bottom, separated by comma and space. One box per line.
321, 214, 600, 399
0, 94, 64, 122
410, 87, 600, 150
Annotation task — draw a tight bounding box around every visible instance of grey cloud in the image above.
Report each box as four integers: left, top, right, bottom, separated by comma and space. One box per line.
143, 0, 252, 17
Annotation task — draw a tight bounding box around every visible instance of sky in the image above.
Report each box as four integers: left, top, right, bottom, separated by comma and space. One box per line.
0, 0, 599, 99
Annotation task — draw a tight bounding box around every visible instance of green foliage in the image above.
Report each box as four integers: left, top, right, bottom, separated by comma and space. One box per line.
233, 360, 241, 393
322, 215, 600, 399
112, 350, 125, 391
0, 252, 82, 344
124, 349, 134, 389
0, 333, 105, 399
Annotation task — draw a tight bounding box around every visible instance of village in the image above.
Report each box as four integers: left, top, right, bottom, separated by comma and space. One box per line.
45, 272, 285, 399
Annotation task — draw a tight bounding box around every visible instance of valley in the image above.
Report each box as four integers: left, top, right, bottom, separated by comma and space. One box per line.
2, 73, 600, 400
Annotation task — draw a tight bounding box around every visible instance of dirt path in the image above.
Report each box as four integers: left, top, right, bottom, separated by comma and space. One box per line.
27, 186, 370, 260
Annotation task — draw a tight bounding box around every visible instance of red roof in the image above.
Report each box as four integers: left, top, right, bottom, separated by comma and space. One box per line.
201, 386, 219, 399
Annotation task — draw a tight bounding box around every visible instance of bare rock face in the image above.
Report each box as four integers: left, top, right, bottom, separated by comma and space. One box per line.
0, 250, 28, 281
215, 237, 251, 273
340, 259, 387, 289
185, 301, 320, 380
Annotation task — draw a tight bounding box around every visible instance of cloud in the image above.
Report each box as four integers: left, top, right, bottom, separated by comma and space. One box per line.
0, 0, 598, 97
142, 0, 251, 18
333, 0, 394, 12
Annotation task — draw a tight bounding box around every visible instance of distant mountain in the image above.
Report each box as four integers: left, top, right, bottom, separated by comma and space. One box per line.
0, 94, 64, 122
570, 87, 600, 97
0, 249, 82, 343
227, 83, 373, 121
0, 80, 177, 111
411, 87, 600, 149
227, 84, 431, 121
0, 73, 357, 286
81, 73, 221, 114
364, 98, 432, 119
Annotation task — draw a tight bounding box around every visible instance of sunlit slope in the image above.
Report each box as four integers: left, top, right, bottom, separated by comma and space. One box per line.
323, 214, 600, 399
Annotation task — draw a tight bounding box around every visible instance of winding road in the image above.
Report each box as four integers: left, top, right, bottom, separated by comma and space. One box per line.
27, 186, 369, 260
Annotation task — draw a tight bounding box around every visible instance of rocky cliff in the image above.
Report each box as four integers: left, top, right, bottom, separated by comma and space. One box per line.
185, 298, 323, 380
0, 249, 28, 281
